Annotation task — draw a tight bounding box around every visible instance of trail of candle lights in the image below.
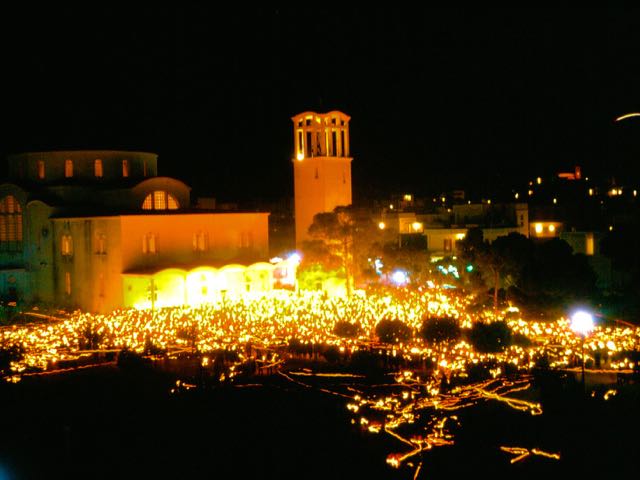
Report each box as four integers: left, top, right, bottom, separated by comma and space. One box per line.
2, 288, 637, 380
1, 287, 638, 477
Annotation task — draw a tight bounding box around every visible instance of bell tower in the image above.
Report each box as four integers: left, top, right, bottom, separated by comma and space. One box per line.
292, 111, 353, 245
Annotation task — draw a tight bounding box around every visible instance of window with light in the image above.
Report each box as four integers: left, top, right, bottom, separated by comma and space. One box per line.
142, 191, 180, 210
0, 196, 23, 250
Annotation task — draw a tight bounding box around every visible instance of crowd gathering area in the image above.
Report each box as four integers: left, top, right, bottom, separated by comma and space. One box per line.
2, 286, 639, 472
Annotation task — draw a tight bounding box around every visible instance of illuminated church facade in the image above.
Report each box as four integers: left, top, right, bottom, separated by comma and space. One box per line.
0, 151, 284, 313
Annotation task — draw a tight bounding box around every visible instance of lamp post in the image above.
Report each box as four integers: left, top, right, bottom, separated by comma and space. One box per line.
570, 310, 595, 391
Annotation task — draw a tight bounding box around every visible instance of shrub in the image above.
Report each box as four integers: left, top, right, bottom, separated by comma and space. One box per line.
117, 348, 150, 370
419, 317, 461, 345
322, 345, 341, 364
375, 319, 412, 344
333, 321, 361, 339
467, 321, 513, 353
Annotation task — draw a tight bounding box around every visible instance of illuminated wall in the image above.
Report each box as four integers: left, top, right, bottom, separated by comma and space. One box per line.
292, 111, 352, 245
423, 228, 469, 254
47, 211, 269, 312
119, 212, 269, 273
529, 221, 562, 239
122, 262, 279, 309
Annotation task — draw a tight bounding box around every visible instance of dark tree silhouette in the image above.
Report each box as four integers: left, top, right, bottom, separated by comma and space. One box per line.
419, 317, 461, 346
468, 321, 513, 353
375, 319, 412, 344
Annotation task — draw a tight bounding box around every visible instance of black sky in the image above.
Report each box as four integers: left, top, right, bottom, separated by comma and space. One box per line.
2, 7, 640, 202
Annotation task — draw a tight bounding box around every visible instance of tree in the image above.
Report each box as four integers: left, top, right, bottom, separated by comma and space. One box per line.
375, 319, 412, 344
419, 317, 461, 346
334, 321, 362, 338
459, 230, 531, 310
520, 238, 597, 304
380, 237, 431, 285
467, 321, 513, 354
303, 206, 380, 295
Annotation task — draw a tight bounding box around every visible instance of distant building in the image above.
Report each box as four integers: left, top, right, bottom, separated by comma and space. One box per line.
0, 151, 277, 312
378, 202, 529, 256
292, 111, 352, 245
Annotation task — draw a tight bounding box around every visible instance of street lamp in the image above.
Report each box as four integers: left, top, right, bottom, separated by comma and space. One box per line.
570, 310, 595, 390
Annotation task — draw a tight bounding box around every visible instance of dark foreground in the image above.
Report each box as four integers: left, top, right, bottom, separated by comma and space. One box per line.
0, 365, 638, 480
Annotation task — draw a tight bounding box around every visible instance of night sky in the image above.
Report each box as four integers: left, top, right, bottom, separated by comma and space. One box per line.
2, 7, 640, 202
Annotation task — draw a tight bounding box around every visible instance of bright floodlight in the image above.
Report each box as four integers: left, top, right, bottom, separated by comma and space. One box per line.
287, 252, 302, 264
570, 310, 595, 336
391, 270, 409, 286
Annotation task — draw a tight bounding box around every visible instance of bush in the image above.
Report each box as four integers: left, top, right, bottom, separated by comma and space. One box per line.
322, 345, 341, 364
419, 317, 461, 345
375, 319, 412, 344
467, 321, 513, 353
288, 338, 315, 356
117, 348, 150, 370
333, 321, 361, 339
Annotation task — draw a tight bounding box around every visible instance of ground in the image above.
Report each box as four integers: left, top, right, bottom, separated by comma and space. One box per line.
1, 363, 638, 479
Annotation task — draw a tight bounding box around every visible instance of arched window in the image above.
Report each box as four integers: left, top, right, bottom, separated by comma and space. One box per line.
0, 195, 23, 250
141, 191, 180, 210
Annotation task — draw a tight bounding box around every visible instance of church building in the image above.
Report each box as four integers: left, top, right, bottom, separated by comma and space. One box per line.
0, 151, 276, 312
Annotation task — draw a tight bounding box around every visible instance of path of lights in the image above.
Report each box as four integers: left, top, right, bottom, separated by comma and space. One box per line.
278, 369, 552, 476
1, 287, 639, 477
500, 446, 561, 464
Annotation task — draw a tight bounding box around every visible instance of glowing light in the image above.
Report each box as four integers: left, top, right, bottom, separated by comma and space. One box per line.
455, 233, 466, 240
390, 270, 409, 286
378, 221, 386, 230
570, 311, 595, 336
552, 198, 557, 204
411, 222, 423, 232
500, 446, 560, 464
287, 252, 302, 265
514, 192, 519, 199
615, 112, 640, 122
534, 223, 543, 234
548, 224, 555, 233
296, 152, 304, 161
588, 188, 594, 196
403, 194, 412, 202
536, 177, 542, 185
